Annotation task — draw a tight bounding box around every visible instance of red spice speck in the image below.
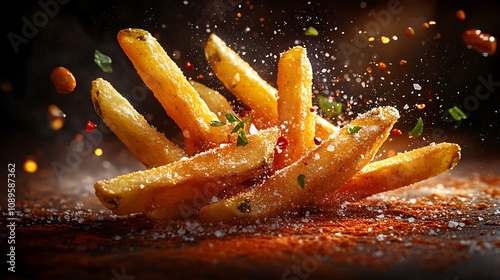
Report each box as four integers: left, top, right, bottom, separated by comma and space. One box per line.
276, 136, 289, 150
86, 120, 97, 132
314, 137, 323, 145
185, 61, 195, 71
391, 128, 402, 135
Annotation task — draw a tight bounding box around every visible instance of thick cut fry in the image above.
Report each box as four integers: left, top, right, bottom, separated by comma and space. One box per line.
189, 80, 233, 122
117, 28, 230, 153
274, 46, 316, 169
90, 78, 186, 168
199, 106, 400, 223
205, 33, 278, 129
95, 128, 278, 216
205, 34, 338, 139
319, 142, 461, 208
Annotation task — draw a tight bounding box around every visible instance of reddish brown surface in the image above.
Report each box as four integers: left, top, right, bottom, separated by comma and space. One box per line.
0, 133, 498, 280
1, 155, 499, 280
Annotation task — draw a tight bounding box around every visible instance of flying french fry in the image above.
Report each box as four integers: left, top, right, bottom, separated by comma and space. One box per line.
205, 34, 339, 140
117, 28, 231, 154
199, 106, 400, 223
94, 128, 278, 216
273, 46, 316, 169
318, 142, 461, 208
90, 78, 186, 168
205, 33, 278, 129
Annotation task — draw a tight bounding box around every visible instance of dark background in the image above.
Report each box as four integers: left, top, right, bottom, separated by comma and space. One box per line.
1, 0, 499, 173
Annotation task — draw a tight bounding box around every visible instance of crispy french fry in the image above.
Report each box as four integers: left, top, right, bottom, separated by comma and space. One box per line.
205, 34, 339, 140
94, 128, 278, 216
117, 28, 230, 153
274, 46, 316, 169
90, 78, 186, 168
318, 142, 461, 208
199, 106, 400, 223
205, 33, 278, 129
189, 80, 234, 122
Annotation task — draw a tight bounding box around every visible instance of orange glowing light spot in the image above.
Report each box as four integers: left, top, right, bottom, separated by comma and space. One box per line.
422, 22, 430, 28
24, 159, 38, 173
94, 148, 103, 157
378, 62, 387, 71
429, 20, 436, 25
197, 74, 205, 79
366, 66, 372, 73
416, 103, 426, 110
259, 17, 265, 22
75, 133, 84, 141
236, 12, 242, 18
368, 37, 375, 42
47, 104, 66, 131
406, 27, 415, 37
380, 36, 390, 44
456, 10, 466, 21
399, 59, 407, 66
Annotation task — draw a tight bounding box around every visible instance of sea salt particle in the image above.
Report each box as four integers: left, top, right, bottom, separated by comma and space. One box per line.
413, 83, 422, 90
448, 221, 459, 228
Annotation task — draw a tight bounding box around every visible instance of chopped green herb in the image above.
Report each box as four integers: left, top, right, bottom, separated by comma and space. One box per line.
448, 106, 468, 121
94, 50, 113, 73
225, 113, 241, 123
237, 130, 248, 146
209, 120, 226, 127
214, 113, 251, 146
318, 95, 342, 118
347, 125, 362, 135
305, 26, 319, 36
297, 174, 306, 189
409, 117, 424, 138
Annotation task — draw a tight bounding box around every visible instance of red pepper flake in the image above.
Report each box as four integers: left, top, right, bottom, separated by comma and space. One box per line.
276, 136, 289, 150
86, 120, 97, 132
185, 61, 195, 71
391, 128, 402, 135
313, 137, 322, 145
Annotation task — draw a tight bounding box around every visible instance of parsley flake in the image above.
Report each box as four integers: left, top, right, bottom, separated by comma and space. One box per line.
305, 26, 319, 36
318, 95, 342, 118
297, 174, 306, 189
448, 106, 468, 121
409, 117, 424, 138
347, 125, 362, 134
94, 50, 113, 73
210, 113, 250, 146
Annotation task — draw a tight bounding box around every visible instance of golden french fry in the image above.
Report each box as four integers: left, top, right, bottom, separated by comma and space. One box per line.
94, 128, 278, 216
274, 46, 316, 169
319, 142, 461, 208
205, 34, 339, 140
90, 78, 186, 168
199, 106, 400, 223
189, 80, 233, 122
205, 33, 278, 129
117, 28, 230, 153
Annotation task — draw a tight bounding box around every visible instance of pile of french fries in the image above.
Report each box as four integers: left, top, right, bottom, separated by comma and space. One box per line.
91, 28, 461, 223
